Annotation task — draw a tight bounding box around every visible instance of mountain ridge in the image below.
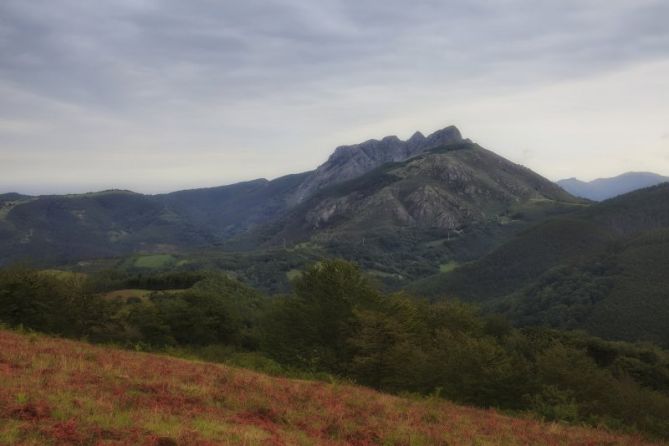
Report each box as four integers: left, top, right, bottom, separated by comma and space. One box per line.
289, 125, 463, 204
557, 171, 669, 201
0, 125, 583, 271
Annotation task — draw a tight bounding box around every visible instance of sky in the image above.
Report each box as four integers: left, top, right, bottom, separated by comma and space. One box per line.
1, 0, 668, 195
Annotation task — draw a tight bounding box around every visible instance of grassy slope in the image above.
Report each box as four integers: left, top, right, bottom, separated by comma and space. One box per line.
0, 330, 660, 446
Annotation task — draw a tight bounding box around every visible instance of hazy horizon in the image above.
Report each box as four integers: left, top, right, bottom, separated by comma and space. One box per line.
2, 0, 668, 195
2, 123, 669, 197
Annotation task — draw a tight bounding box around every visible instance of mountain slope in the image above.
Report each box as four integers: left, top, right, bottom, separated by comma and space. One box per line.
409, 218, 615, 302
410, 183, 669, 346
0, 329, 656, 446
558, 172, 669, 201
244, 141, 584, 270
0, 190, 170, 265
0, 174, 310, 266
503, 227, 669, 346
160, 172, 311, 240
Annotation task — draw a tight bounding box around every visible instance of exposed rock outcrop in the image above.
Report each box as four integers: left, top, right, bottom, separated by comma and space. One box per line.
290, 126, 462, 204
265, 141, 581, 245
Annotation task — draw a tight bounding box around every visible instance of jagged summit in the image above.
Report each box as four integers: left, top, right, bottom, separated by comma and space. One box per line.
329, 126, 461, 161
424, 125, 462, 145
290, 125, 463, 204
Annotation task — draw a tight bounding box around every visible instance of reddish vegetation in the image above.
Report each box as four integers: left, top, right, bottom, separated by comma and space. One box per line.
0, 329, 662, 445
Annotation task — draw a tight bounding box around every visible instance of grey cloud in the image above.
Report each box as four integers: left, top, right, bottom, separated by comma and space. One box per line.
3, 0, 668, 110
1, 0, 668, 193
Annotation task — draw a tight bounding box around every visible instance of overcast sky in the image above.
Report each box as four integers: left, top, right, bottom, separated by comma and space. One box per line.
1, 0, 668, 195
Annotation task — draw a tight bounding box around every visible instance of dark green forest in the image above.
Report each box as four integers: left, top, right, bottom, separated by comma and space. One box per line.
411, 184, 669, 347
2, 261, 669, 440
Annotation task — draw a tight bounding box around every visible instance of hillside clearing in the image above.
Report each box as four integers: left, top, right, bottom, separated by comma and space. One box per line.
133, 254, 177, 269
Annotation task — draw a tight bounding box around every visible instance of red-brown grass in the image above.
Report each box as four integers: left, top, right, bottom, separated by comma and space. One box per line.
0, 329, 662, 445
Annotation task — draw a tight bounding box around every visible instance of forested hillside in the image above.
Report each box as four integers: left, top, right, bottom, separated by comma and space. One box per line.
411, 184, 669, 346
0, 176, 310, 265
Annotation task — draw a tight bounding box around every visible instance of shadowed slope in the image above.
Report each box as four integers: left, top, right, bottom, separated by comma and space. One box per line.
410, 184, 669, 346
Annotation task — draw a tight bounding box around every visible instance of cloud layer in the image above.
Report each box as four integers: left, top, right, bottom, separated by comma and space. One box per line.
1, 0, 668, 193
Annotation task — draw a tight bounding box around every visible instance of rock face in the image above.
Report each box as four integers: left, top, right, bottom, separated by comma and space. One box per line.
289, 126, 462, 204
264, 141, 581, 245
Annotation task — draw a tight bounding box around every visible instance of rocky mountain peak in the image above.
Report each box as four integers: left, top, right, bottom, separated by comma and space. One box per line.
382, 135, 401, 143
330, 135, 404, 164
424, 126, 462, 146
407, 131, 426, 147
290, 125, 463, 204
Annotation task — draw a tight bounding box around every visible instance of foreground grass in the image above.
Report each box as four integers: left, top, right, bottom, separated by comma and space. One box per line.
0, 330, 661, 446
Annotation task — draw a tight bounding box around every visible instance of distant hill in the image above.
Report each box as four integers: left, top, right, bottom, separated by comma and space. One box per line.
0, 178, 310, 265
0, 126, 583, 271
558, 172, 669, 201
0, 329, 656, 445
0, 192, 30, 203
410, 183, 669, 346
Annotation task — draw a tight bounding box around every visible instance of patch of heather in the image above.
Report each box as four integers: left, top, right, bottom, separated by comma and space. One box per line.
0, 329, 662, 446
